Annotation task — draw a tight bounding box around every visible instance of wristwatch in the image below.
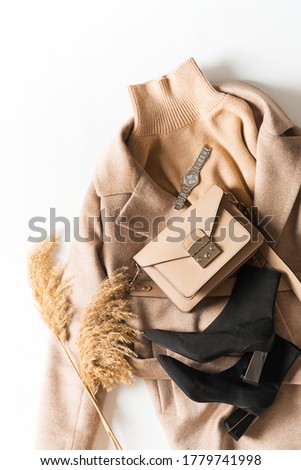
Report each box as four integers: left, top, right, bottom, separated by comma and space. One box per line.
174, 144, 212, 210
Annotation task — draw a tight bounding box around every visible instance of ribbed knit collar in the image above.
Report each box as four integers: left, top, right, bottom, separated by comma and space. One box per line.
127, 57, 225, 136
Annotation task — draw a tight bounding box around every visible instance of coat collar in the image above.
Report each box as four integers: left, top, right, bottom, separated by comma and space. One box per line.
95, 82, 301, 245
94, 118, 178, 238
217, 80, 301, 246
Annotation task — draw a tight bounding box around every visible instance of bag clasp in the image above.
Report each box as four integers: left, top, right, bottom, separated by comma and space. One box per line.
188, 231, 221, 268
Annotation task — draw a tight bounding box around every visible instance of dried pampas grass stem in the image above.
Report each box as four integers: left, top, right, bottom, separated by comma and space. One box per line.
27, 237, 123, 450
58, 338, 122, 450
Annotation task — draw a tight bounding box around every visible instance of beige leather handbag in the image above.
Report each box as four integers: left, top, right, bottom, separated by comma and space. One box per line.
133, 186, 265, 312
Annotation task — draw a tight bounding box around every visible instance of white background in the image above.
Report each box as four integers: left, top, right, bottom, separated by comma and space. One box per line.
0, 0, 301, 452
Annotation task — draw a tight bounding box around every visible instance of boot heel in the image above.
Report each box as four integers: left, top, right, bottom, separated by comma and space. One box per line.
224, 408, 258, 441
241, 351, 268, 385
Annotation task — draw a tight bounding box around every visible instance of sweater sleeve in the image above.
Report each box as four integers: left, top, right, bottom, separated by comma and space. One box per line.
35, 182, 107, 450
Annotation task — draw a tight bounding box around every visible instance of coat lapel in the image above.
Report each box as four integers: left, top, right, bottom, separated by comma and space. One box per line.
96, 117, 178, 239
116, 170, 177, 239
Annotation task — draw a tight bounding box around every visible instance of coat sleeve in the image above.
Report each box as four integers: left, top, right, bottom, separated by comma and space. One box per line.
35, 182, 108, 450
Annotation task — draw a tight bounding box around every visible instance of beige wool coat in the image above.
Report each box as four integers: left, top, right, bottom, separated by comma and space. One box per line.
36, 80, 301, 450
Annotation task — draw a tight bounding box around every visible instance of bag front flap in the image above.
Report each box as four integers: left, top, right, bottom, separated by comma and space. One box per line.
133, 185, 252, 298
134, 185, 224, 267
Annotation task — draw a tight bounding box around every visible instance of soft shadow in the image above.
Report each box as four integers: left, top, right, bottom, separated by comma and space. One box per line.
195, 59, 301, 127
199, 62, 239, 83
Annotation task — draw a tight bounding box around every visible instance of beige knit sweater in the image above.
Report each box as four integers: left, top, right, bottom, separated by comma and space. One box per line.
35, 58, 301, 450
127, 58, 257, 208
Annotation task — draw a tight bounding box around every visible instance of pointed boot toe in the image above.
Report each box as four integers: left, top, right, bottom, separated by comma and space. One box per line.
157, 354, 202, 402
143, 329, 176, 347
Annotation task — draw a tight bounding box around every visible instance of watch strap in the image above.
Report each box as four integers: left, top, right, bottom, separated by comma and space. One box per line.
174, 145, 212, 210
191, 144, 212, 174
174, 184, 190, 210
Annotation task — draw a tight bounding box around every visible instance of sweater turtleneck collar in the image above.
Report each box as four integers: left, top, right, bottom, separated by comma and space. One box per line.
127, 57, 225, 136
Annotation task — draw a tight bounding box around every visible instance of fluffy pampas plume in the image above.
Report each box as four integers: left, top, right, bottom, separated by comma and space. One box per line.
27, 236, 73, 342
27, 236, 133, 450
78, 267, 139, 395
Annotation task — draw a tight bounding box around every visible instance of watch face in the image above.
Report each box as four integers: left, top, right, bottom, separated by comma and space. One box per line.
184, 172, 199, 187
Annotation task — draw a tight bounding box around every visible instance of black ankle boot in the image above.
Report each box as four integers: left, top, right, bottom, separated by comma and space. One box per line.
144, 264, 281, 384
157, 335, 301, 440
